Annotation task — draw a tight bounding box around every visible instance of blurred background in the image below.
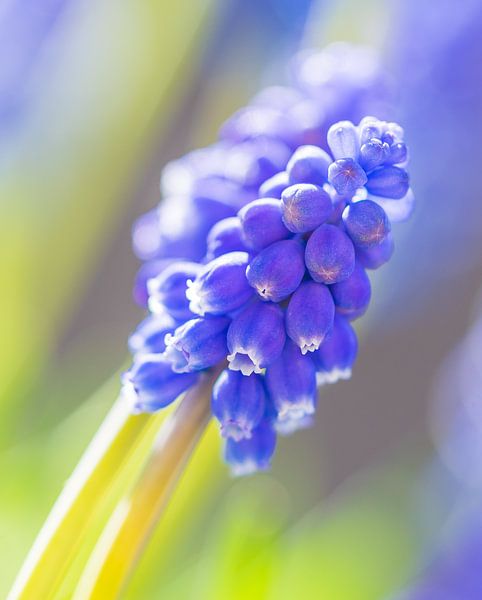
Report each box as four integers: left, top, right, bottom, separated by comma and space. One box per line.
2, 0, 482, 598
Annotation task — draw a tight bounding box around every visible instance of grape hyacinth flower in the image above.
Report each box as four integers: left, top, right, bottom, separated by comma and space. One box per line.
286, 281, 335, 353
185, 251, 253, 316
265, 340, 318, 429
238, 198, 290, 251
122, 354, 199, 413
224, 420, 277, 476
128, 313, 178, 356
342, 200, 391, 248
163, 316, 230, 373
148, 262, 202, 320
226, 300, 286, 375
313, 314, 358, 385
281, 183, 332, 233
330, 263, 372, 320
305, 224, 356, 284
211, 370, 266, 441
246, 239, 306, 302
124, 45, 415, 475
205, 217, 248, 260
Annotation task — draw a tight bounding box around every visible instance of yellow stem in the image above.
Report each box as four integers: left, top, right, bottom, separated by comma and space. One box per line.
8, 395, 152, 600
73, 369, 218, 600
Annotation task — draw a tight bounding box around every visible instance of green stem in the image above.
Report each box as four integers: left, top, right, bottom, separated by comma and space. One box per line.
8, 396, 153, 600
72, 369, 218, 600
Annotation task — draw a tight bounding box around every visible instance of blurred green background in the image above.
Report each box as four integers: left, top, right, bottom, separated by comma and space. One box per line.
3, 0, 482, 598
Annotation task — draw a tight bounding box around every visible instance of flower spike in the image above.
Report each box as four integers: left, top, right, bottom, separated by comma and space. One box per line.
126, 47, 415, 475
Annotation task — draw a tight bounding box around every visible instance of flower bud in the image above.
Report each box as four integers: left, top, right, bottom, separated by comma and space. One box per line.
238, 198, 290, 251
286, 144, 331, 186
358, 139, 390, 171
358, 116, 385, 145
384, 122, 404, 142
246, 239, 305, 302
330, 263, 371, 320
206, 217, 248, 261
224, 420, 277, 476
387, 142, 407, 165
327, 120, 359, 161
186, 252, 254, 316
122, 354, 199, 413
312, 315, 358, 384
212, 370, 266, 441
328, 158, 367, 196
265, 340, 317, 425
148, 261, 202, 320
281, 183, 332, 233
286, 281, 335, 353
366, 165, 409, 199
128, 313, 178, 356
342, 199, 391, 248
163, 316, 229, 373
258, 171, 289, 198
356, 233, 394, 269
305, 224, 355, 284
133, 258, 175, 308
227, 300, 286, 375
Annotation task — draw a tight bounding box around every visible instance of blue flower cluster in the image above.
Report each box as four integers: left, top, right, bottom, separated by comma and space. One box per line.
123, 44, 414, 476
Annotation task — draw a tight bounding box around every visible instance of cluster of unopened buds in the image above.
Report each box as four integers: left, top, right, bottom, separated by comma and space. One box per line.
123, 44, 414, 475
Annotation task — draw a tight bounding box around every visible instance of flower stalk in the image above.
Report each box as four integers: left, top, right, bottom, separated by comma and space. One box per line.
72, 368, 219, 600
7, 396, 154, 600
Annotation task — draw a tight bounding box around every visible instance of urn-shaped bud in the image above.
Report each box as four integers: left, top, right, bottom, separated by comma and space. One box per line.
224, 420, 277, 476
163, 316, 230, 373
258, 171, 289, 198
366, 165, 409, 199
356, 233, 394, 269
328, 158, 367, 196
227, 300, 286, 375
286, 144, 331, 187
265, 340, 317, 426
206, 217, 248, 260
128, 313, 178, 357
305, 224, 355, 284
238, 198, 290, 251
246, 239, 305, 302
212, 370, 266, 441
327, 120, 359, 161
312, 315, 358, 385
186, 252, 254, 316
148, 261, 202, 320
122, 354, 199, 413
330, 263, 371, 320
281, 183, 332, 233
342, 200, 391, 249
286, 281, 335, 354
